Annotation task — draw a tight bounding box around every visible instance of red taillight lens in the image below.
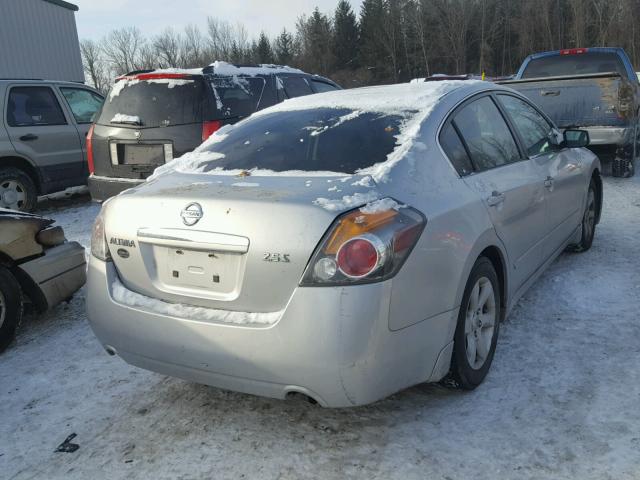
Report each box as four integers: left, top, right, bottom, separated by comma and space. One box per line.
301, 198, 426, 286
202, 120, 222, 141
337, 237, 379, 278
560, 48, 588, 55
86, 124, 95, 174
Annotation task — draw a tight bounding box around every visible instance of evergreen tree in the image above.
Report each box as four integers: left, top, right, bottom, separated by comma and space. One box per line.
358, 0, 387, 81
296, 8, 334, 75
332, 0, 359, 70
253, 32, 274, 64
274, 28, 295, 65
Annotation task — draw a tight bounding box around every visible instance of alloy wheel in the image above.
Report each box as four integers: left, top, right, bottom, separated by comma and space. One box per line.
464, 276, 497, 370
0, 179, 27, 210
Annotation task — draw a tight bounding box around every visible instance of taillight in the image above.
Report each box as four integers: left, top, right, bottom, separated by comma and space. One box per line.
560, 48, 588, 55
86, 124, 95, 174
202, 120, 222, 141
301, 199, 426, 286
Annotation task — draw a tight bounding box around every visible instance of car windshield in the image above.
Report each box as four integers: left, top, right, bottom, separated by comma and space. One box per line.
211, 76, 266, 118
521, 52, 626, 79
198, 108, 405, 174
98, 78, 204, 128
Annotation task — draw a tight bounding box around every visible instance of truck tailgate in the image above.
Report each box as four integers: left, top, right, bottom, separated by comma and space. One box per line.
500, 73, 630, 128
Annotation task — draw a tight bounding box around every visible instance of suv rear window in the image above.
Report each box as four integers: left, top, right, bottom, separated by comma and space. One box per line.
521, 52, 626, 79
199, 108, 404, 174
211, 76, 265, 119
98, 78, 204, 128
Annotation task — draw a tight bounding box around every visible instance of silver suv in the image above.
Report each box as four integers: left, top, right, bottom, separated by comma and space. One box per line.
0, 79, 104, 211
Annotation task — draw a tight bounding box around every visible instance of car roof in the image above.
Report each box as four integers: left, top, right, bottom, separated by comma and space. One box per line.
251, 80, 495, 118
0, 78, 102, 92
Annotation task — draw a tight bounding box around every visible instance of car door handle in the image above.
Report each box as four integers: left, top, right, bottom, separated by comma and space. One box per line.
544, 176, 554, 189
487, 191, 505, 207
19, 134, 38, 141
540, 90, 560, 96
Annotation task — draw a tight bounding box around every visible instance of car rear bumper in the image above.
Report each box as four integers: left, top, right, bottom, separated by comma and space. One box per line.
88, 174, 144, 202
18, 242, 86, 310
86, 259, 456, 407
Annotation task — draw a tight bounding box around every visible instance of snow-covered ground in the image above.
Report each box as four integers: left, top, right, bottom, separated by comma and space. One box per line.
2, 176, 640, 479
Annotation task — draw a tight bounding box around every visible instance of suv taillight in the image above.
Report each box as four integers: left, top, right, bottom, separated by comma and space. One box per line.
86, 124, 95, 174
300, 199, 426, 286
202, 120, 222, 141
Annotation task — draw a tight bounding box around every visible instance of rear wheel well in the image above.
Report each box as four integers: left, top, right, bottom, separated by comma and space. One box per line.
591, 169, 603, 224
0, 156, 42, 194
479, 246, 507, 319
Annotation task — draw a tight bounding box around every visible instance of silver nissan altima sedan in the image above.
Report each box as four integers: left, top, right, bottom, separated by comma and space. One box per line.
87, 81, 602, 407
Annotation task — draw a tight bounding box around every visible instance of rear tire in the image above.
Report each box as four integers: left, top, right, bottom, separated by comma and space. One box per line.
612, 157, 635, 178
569, 180, 597, 253
450, 257, 501, 390
0, 266, 23, 354
0, 167, 37, 212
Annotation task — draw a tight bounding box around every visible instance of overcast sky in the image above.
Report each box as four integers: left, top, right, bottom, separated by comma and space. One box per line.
72, 0, 360, 41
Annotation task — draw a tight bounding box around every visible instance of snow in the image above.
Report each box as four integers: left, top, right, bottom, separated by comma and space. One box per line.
2, 176, 640, 479
208, 60, 303, 76
112, 277, 281, 326
313, 190, 380, 211
231, 182, 259, 187
108, 79, 139, 101
359, 197, 405, 214
145, 78, 194, 88
110, 113, 141, 124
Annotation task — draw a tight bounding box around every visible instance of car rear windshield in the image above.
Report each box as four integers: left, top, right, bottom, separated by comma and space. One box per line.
521, 52, 626, 79
211, 76, 265, 119
199, 108, 405, 174
98, 78, 204, 128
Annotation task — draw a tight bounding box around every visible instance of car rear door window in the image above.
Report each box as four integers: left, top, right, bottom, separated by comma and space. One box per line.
211, 76, 266, 118
281, 76, 313, 98
7, 86, 67, 127
439, 122, 474, 176
498, 94, 554, 157
60, 88, 104, 124
521, 52, 626, 78
452, 96, 520, 171
310, 80, 339, 93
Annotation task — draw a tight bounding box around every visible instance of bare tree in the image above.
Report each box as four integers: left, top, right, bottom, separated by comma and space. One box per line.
153, 27, 181, 68
102, 26, 145, 74
80, 39, 109, 93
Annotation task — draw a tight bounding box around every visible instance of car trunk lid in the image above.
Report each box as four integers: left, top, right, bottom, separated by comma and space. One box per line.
104, 172, 380, 312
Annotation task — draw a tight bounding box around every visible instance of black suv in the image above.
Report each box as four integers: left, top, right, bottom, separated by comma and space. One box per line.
88, 63, 340, 200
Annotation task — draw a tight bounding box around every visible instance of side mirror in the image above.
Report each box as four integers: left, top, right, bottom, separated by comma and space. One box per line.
563, 129, 590, 148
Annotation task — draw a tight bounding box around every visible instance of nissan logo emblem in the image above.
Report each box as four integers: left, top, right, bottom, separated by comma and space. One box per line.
181, 202, 203, 226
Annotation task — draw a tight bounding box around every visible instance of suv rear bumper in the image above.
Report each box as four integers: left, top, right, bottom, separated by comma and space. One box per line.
89, 174, 144, 202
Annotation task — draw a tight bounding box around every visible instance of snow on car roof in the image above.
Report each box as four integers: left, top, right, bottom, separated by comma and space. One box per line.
151, 80, 482, 183
152, 62, 304, 77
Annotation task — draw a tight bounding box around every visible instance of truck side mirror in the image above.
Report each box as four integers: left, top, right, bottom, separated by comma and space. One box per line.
563, 129, 590, 148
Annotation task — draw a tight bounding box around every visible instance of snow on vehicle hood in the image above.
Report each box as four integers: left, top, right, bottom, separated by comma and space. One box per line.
150, 80, 476, 184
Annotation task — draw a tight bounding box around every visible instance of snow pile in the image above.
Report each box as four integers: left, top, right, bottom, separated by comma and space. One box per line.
313, 190, 379, 212
108, 79, 139, 101
111, 277, 282, 326
359, 197, 405, 214
146, 78, 194, 88
110, 113, 141, 124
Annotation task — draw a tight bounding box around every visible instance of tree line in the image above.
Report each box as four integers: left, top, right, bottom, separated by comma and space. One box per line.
82, 0, 640, 93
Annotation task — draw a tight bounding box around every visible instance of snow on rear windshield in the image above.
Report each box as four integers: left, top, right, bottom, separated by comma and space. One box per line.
210, 76, 266, 118
99, 79, 203, 128
196, 108, 407, 174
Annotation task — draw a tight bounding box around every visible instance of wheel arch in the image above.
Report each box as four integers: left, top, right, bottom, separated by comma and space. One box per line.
0, 156, 43, 194
478, 246, 508, 320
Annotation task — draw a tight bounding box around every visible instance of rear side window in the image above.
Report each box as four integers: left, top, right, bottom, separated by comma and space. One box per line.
521, 52, 626, 79
498, 95, 553, 157
453, 96, 520, 171
211, 76, 265, 119
7, 86, 67, 127
99, 78, 204, 128
310, 80, 339, 93
281, 76, 313, 98
198, 108, 404, 174
60, 88, 104, 124
439, 122, 474, 176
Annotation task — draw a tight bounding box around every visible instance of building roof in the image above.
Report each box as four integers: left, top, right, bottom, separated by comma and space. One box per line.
41, 0, 79, 12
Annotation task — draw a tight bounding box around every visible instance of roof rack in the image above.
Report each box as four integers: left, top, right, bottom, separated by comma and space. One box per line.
0, 78, 44, 81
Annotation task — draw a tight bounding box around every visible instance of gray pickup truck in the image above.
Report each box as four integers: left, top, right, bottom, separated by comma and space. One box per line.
500, 47, 638, 177
0, 79, 104, 211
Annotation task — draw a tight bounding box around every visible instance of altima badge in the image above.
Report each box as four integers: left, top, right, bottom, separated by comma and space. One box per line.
181, 202, 203, 226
